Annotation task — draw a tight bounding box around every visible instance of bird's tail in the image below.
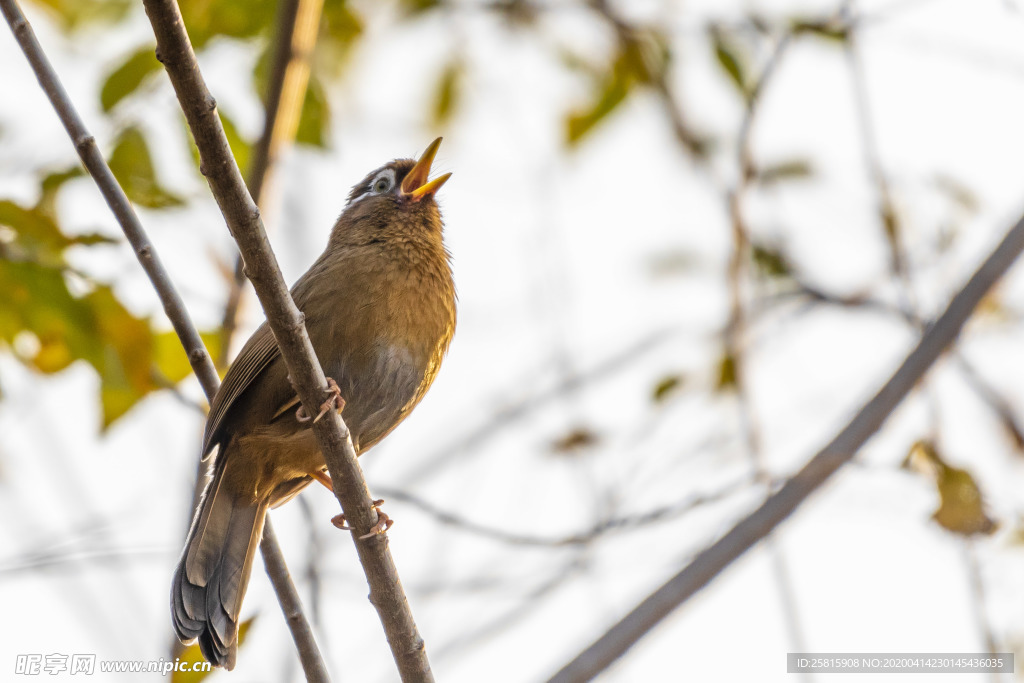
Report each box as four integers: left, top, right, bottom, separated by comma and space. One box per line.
171, 456, 267, 670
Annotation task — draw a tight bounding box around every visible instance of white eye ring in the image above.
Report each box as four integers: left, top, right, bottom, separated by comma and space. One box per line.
370, 169, 396, 195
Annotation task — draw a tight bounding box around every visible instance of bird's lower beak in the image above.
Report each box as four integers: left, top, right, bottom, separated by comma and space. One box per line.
402, 137, 452, 201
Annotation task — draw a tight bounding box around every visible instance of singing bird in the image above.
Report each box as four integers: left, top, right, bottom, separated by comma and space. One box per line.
171, 139, 456, 669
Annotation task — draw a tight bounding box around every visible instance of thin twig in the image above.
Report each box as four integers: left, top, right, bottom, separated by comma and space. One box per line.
397, 328, 674, 486
722, 27, 813, 673
376, 477, 751, 548
0, 1, 331, 679
141, 1, 434, 680
261, 519, 332, 682
0, 0, 220, 399
218, 0, 325, 368
547, 210, 1024, 681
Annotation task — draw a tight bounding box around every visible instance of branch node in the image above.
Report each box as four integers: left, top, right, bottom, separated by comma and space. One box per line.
73, 133, 95, 154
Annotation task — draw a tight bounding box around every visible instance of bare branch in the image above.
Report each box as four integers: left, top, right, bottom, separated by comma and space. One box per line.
0, 0, 220, 399
141, 0, 434, 680
547, 212, 1024, 681
721, 26, 811, 666
376, 477, 751, 548
261, 519, 332, 682
0, 1, 331, 678
219, 0, 325, 368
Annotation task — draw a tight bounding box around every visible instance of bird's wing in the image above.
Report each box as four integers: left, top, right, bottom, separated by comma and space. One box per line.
202, 322, 281, 455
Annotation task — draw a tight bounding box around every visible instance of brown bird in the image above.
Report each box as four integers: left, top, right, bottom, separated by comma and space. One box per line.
171, 138, 456, 669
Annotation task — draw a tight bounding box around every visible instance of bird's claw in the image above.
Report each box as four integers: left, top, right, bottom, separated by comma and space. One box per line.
331, 499, 393, 539
296, 377, 345, 423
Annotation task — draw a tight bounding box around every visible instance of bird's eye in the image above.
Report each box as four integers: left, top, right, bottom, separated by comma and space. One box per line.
370, 170, 395, 195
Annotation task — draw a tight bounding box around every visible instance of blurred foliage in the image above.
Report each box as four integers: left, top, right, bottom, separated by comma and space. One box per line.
29, 0, 132, 31
550, 426, 600, 455
716, 351, 737, 391
905, 441, 997, 537
711, 26, 751, 100
100, 45, 161, 112
431, 56, 464, 128
652, 374, 685, 403
107, 126, 184, 209
755, 159, 813, 186
0, 183, 218, 427
565, 29, 668, 145
750, 242, 792, 280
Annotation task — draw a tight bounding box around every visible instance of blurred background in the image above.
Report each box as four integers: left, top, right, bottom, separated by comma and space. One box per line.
2, 0, 1024, 680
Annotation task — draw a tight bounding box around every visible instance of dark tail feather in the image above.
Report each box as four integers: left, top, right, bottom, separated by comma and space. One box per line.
171, 461, 267, 670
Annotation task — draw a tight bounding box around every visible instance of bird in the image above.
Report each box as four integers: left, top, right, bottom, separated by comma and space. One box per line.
170, 138, 456, 669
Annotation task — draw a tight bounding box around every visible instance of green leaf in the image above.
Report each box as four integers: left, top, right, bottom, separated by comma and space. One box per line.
716, 351, 737, 390
88, 287, 158, 427
220, 112, 253, 176
398, 0, 441, 16
652, 374, 685, 403
322, 1, 363, 46
791, 18, 850, 44
27, 0, 132, 32
172, 617, 255, 682
178, 0, 276, 49
431, 58, 464, 127
756, 159, 813, 185
0, 193, 115, 266
751, 243, 791, 279
0, 258, 168, 428
0, 200, 73, 265
319, 2, 364, 78
101, 46, 161, 112
295, 76, 330, 148
39, 166, 84, 216
712, 31, 748, 96
183, 110, 251, 176
108, 127, 184, 209
566, 76, 630, 145
565, 32, 666, 146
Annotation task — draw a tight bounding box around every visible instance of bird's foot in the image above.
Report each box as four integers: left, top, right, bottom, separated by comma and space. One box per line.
311, 468, 333, 491
331, 499, 393, 539
296, 377, 345, 423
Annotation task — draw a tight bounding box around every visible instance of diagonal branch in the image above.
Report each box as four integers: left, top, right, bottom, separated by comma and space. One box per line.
218, 0, 325, 368
0, 0, 220, 399
141, 0, 434, 680
0, 1, 331, 679
548, 212, 1024, 680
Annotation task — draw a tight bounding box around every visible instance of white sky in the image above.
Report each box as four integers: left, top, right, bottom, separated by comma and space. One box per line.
3, 0, 1024, 681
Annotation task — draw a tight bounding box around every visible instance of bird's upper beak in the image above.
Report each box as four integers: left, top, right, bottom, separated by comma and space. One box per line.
401, 137, 452, 202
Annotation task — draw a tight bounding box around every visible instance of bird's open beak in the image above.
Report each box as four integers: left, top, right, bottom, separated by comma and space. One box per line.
401, 137, 452, 202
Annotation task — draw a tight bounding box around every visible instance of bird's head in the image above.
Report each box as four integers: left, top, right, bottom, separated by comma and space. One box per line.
334, 138, 451, 243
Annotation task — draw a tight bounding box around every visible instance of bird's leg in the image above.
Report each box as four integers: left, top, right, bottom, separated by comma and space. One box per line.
295, 377, 345, 423
314, 468, 393, 538
331, 499, 393, 539
311, 468, 333, 492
